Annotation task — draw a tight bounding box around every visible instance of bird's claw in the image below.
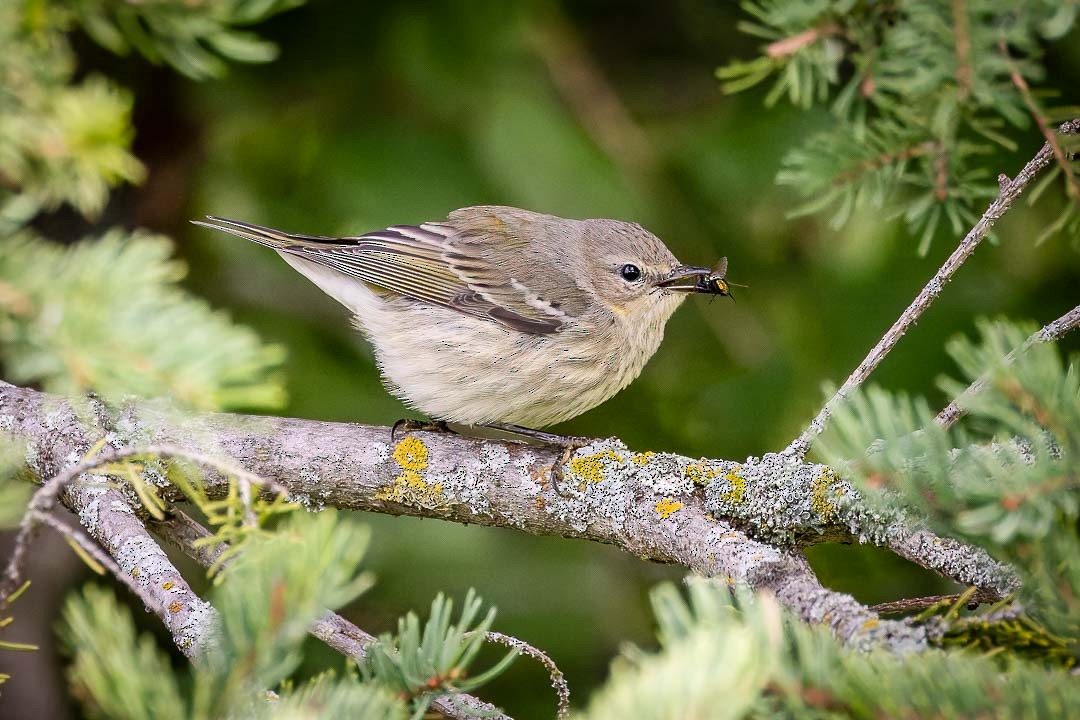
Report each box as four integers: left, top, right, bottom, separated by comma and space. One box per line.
390, 418, 455, 442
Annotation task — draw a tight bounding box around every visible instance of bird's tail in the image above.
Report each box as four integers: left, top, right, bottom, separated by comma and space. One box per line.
190, 216, 336, 249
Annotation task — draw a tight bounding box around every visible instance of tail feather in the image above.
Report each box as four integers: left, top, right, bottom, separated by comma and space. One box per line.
190, 216, 337, 249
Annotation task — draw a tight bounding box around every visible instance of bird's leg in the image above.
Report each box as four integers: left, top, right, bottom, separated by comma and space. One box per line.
480, 422, 594, 447
390, 418, 455, 442
482, 423, 596, 497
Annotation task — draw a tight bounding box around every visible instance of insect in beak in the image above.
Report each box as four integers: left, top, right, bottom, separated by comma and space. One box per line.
655, 257, 740, 300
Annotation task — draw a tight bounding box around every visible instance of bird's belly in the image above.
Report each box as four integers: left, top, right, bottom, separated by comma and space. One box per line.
361, 302, 650, 428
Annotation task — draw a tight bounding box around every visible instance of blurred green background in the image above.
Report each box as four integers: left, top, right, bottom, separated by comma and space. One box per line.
22, 1, 1080, 717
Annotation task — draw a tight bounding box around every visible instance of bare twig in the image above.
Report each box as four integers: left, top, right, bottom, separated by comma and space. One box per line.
784, 119, 1080, 460
1, 442, 287, 606
1001, 40, 1080, 201
477, 631, 570, 719
528, 11, 655, 184
952, 0, 973, 101
871, 588, 1004, 616
935, 304, 1080, 429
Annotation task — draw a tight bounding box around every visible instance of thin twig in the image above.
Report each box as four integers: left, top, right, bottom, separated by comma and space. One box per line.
935, 304, 1080, 429
784, 119, 1080, 460
0, 442, 287, 605
528, 11, 655, 184
474, 631, 570, 719
952, 0, 973, 101
870, 588, 1002, 616
1001, 39, 1080, 201
30, 512, 172, 622
834, 142, 935, 185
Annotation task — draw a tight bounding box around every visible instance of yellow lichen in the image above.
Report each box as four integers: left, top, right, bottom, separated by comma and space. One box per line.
567, 449, 621, 485
168, 601, 181, 614
375, 436, 445, 506
631, 451, 655, 466
392, 436, 429, 472
810, 469, 845, 523
686, 460, 719, 486
719, 469, 746, 504
162, 581, 175, 590
861, 618, 880, 631
655, 498, 684, 519
375, 473, 446, 507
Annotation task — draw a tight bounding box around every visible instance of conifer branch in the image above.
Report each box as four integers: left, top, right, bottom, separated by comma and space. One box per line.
1, 381, 1019, 654
934, 304, 1080, 430
784, 119, 1080, 460
151, 509, 510, 720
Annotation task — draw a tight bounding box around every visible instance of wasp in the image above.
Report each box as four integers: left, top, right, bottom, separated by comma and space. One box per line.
696, 257, 742, 300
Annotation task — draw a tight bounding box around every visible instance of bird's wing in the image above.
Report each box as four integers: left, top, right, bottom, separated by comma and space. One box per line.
194, 210, 579, 334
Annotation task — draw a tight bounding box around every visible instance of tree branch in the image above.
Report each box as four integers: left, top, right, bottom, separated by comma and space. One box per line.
935, 304, 1080, 429
0, 423, 216, 658
784, 119, 1080, 460
1, 381, 1018, 653
1001, 41, 1080, 201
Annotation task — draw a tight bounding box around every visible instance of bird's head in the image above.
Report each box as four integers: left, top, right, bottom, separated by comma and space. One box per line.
578, 219, 731, 329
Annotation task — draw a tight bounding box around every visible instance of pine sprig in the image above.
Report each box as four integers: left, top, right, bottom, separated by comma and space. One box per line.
582, 578, 1080, 719
70, 0, 305, 80
0, 231, 286, 410
1, 0, 144, 227
721, 0, 1080, 252
61, 585, 187, 720
361, 589, 518, 719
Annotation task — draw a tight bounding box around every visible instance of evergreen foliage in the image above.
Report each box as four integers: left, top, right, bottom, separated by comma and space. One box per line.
59, 510, 516, 720
71, 0, 303, 80
1, 0, 291, 410
720, 0, 1080, 252
0, 232, 285, 409
815, 319, 1080, 662
1, 1, 1078, 717
362, 589, 518, 719
580, 578, 1080, 720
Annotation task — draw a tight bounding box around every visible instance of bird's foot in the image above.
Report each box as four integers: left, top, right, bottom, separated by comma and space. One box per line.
390, 418, 455, 442
549, 438, 595, 498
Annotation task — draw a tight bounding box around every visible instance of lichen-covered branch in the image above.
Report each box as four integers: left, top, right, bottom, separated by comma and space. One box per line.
0, 390, 216, 657
784, 119, 1080, 460
1, 381, 1017, 652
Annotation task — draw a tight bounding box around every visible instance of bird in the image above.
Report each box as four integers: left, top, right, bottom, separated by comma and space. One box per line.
193, 205, 730, 443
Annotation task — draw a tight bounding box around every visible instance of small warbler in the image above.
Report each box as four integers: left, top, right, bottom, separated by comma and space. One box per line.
194, 206, 730, 440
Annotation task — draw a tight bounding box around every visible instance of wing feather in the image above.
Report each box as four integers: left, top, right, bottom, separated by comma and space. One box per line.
194, 212, 574, 334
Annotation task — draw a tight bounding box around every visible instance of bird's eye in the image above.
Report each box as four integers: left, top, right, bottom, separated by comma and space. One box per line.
620, 264, 642, 282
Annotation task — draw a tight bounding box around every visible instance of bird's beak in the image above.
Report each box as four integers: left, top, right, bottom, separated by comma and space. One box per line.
654, 265, 721, 294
